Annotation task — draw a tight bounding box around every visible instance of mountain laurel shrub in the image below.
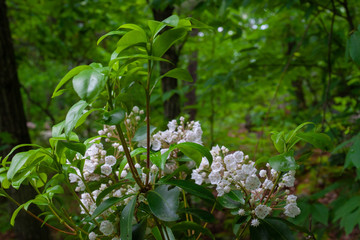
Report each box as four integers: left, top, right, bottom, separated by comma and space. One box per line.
0, 16, 331, 240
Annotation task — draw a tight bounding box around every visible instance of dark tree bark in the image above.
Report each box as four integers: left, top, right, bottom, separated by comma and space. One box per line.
152, 6, 181, 120
0, 0, 50, 239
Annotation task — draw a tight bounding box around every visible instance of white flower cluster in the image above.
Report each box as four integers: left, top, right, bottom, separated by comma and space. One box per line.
68, 134, 137, 238
191, 145, 301, 226
151, 116, 203, 151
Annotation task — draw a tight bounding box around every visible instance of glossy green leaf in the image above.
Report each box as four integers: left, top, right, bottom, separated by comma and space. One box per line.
52, 65, 91, 98
147, 185, 180, 222
178, 208, 215, 223
7, 150, 39, 180
187, 17, 213, 29
250, 218, 295, 240
120, 196, 137, 240
161, 68, 193, 82
218, 190, 245, 209
165, 179, 215, 203
151, 226, 175, 240
52, 121, 65, 138
297, 132, 332, 151
2, 144, 42, 166
97, 30, 125, 45
153, 28, 188, 57
172, 222, 214, 239
268, 150, 298, 172
148, 20, 166, 39
72, 68, 106, 103
64, 100, 88, 138
115, 30, 147, 54
60, 141, 86, 156
11, 201, 31, 226
271, 131, 285, 153
133, 125, 156, 142
174, 142, 213, 167
96, 181, 133, 206
91, 195, 134, 219
75, 108, 102, 128
162, 15, 179, 27
132, 219, 147, 240
102, 108, 125, 125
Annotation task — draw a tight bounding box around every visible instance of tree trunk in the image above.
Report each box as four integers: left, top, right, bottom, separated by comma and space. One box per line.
152, 6, 181, 120
0, 0, 50, 239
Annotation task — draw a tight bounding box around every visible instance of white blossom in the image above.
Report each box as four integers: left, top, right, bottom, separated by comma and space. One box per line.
100, 220, 114, 236
101, 164, 112, 176
255, 204, 272, 219
251, 218, 260, 227
284, 203, 301, 218
89, 232, 97, 240
245, 175, 261, 191
105, 156, 116, 166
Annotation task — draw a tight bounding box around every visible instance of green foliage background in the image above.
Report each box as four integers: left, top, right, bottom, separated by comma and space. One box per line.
2, 0, 360, 239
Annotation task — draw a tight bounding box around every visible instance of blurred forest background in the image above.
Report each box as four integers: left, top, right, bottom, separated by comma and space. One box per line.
1, 0, 360, 239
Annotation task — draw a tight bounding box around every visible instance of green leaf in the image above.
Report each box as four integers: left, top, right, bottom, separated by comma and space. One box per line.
271, 131, 285, 153
97, 30, 125, 45
178, 208, 215, 223
268, 150, 298, 172
250, 218, 295, 240
52, 65, 91, 98
133, 125, 157, 142
7, 150, 39, 180
10, 200, 34, 226
165, 179, 215, 203
118, 23, 146, 33
46, 185, 64, 195
153, 28, 188, 57
91, 195, 134, 219
297, 132, 332, 151
161, 68, 193, 82
218, 190, 245, 209
96, 181, 133, 206
72, 68, 106, 103
311, 203, 328, 225
148, 20, 166, 39
147, 185, 180, 222
59, 141, 86, 156
115, 30, 147, 55
187, 17, 213, 29
173, 142, 213, 167
2, 144, 42, 166
285, 122, 314, 143
341, 208, 360, 235
333, 196, 360, 222
162, 15, 179, 27
75, 108, 103, 128
32, 172, 47, 188
52, 121, 65, 138
172, 221, 215, 240
121, 196, 137, 240
132, 219, 147, 240
102, 108, 125, 125
64, 100, 88, 139
349, 30, 360, 65
345, 134, 360, 168
151, 226, 175, 240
